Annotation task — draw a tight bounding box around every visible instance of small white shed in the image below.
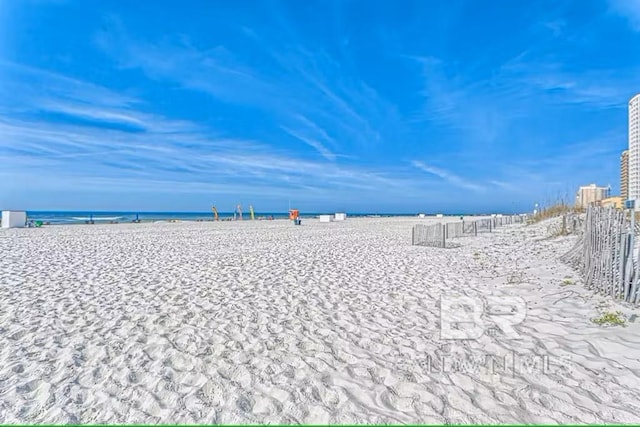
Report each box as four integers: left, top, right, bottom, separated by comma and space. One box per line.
436, 214, 444, 218
319, 215, 333, 223
419, 213, 426, 218
2, 211, 27, 228
334, 213, 346, 221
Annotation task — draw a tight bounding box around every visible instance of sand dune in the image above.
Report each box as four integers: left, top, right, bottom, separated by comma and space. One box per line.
1, 217, 640, 423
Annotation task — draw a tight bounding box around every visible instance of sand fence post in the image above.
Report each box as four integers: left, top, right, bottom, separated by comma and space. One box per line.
565, 206, 640, 304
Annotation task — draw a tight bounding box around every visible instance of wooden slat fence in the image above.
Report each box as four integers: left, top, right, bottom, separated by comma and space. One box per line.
561, 206, 640, 304
412, 214, 527, 248
475, 218, 494, 233
412, 223, 447, 248
547, 213, 584, 236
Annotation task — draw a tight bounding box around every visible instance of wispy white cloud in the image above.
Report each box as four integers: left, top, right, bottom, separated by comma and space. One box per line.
279, 113, 347, 161
539, 19, 566, 37
498, 52, 637, 109
411, 160, 485, 192
93, 17, 400, 153
492, 132, 624, 200
37, 100, 147, 128
488, 180, 518, 191
0, 60, 137, 110
405, 41, 636, 200
281, 127, 337, 161
95, 29, 277, 107
609, 0, 640, 31
1, 116, 422, 198
0, 61, 434, 204
413, 49, 636, 144
410, 55, 519, 146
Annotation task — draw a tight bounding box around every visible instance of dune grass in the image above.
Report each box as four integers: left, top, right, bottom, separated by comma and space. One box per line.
592, 311, 626, 327
528, 203, 583, 224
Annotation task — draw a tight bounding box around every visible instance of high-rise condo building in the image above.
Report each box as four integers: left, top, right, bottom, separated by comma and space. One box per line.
622, 149, 629, 201
629, 94, 640, 209
576, 184, 610, 209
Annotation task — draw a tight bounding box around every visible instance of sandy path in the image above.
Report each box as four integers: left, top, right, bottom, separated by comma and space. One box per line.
1, 217, 639, 423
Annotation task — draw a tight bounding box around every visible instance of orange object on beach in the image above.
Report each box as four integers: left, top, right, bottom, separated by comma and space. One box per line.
289, 209, 299, 220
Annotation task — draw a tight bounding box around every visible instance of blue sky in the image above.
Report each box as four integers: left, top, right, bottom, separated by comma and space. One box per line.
1, 0, 640, 213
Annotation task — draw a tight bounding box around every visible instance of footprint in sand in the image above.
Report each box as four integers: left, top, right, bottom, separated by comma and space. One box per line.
236, 394, 254, 414
16, 379, 44, 395
164, 352, 194, 372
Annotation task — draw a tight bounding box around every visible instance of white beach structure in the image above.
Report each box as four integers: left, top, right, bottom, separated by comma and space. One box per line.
436, 214, 444, 218
419, 213, 426, 218
1, 211, 27, 228
319, 215, 333, 223
629, 94, 640, 210
334, 213, 346, 221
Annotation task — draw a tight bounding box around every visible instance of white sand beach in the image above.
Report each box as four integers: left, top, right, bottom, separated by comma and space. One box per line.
1, 217, 640, 423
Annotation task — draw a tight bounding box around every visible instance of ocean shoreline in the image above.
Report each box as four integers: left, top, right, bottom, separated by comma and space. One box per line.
17, 211, 523, 226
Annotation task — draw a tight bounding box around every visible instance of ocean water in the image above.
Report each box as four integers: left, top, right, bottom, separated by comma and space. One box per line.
26, 211, 284, 224
25, 211, 429, 225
